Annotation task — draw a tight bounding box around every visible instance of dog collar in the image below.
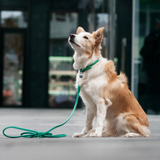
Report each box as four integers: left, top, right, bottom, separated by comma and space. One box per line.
80, 59, 99, 73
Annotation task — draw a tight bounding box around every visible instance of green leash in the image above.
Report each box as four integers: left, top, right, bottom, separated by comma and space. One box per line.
80, 59, 99, 73
3, 86, 80, 138
2, 59, 99, 138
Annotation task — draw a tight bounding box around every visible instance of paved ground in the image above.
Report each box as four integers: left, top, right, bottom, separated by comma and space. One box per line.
0, 108, 160, 160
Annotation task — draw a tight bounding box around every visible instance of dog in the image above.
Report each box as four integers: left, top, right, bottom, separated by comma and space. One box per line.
68, 27, 150, 138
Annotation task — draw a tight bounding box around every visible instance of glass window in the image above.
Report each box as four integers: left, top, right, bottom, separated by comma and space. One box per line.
49, 12, 78, 108
2, 33, 24, 106
132, 0, 160, 114
1, 11, 28, 28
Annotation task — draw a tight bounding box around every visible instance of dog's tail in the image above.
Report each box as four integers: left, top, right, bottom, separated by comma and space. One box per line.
125, 115, 150, 137
134, 124, 150, 137
102, 115, 150, 137
117, 72, 128, 84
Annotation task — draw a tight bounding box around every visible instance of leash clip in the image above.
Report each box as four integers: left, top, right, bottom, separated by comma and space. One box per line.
79, 72, 83, 79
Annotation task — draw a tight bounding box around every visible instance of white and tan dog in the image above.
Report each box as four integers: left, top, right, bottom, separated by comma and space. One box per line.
68, 27, 150, 138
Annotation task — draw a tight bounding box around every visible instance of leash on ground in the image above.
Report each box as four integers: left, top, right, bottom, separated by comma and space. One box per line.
2, 86, 80, 138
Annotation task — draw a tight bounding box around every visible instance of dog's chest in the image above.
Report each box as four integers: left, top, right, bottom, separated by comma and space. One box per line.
76, 72, 89, 88
75, 71, 106, 96
75, 72, 91, 91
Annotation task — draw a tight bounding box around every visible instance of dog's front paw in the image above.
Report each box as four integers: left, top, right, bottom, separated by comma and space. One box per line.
72, 133, 85, 138
90, 132, 102, 137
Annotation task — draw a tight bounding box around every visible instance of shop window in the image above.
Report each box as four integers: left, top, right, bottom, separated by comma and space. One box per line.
49, 12, 78, 108
1, 11, 28, 28
132, 0, 160, 114
0, 11, 27, 106
2, 32, 25, 106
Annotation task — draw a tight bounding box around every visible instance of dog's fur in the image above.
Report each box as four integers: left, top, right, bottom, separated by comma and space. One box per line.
68, 27, 150, 138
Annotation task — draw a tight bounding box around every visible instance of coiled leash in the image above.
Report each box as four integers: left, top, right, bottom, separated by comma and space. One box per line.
2, 59, 99, 138
2, 86, 80, 138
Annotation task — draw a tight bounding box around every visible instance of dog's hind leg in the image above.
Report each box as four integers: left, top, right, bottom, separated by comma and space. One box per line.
123, 115, 150, 137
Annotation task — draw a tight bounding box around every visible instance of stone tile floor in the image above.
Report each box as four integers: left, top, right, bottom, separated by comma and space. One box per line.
0, 108, 160, 160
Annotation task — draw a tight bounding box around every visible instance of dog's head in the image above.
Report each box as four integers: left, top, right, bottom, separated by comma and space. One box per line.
68, 27, 104, 58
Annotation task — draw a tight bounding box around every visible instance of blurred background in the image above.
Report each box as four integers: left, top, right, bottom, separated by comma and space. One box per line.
0, 0, 160, 114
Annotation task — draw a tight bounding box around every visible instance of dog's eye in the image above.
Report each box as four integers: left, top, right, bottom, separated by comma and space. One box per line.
83, 36, 88, 39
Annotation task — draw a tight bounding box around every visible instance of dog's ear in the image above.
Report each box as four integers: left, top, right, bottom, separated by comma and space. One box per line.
76, 27, 85, 35
94, 27, 105, 44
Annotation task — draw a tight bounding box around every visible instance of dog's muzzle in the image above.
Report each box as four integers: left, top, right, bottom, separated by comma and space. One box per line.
69, 34, 80, 47
70, 34, 75, 41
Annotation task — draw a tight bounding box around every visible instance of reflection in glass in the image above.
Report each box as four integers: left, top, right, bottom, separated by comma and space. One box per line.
1, 11, 27, 28
49, 12, 78, 108
2, 33, 24, 105
132, 0, 160, 114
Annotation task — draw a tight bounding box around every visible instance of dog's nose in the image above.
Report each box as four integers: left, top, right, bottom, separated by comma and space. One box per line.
70, 34, 75, 40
